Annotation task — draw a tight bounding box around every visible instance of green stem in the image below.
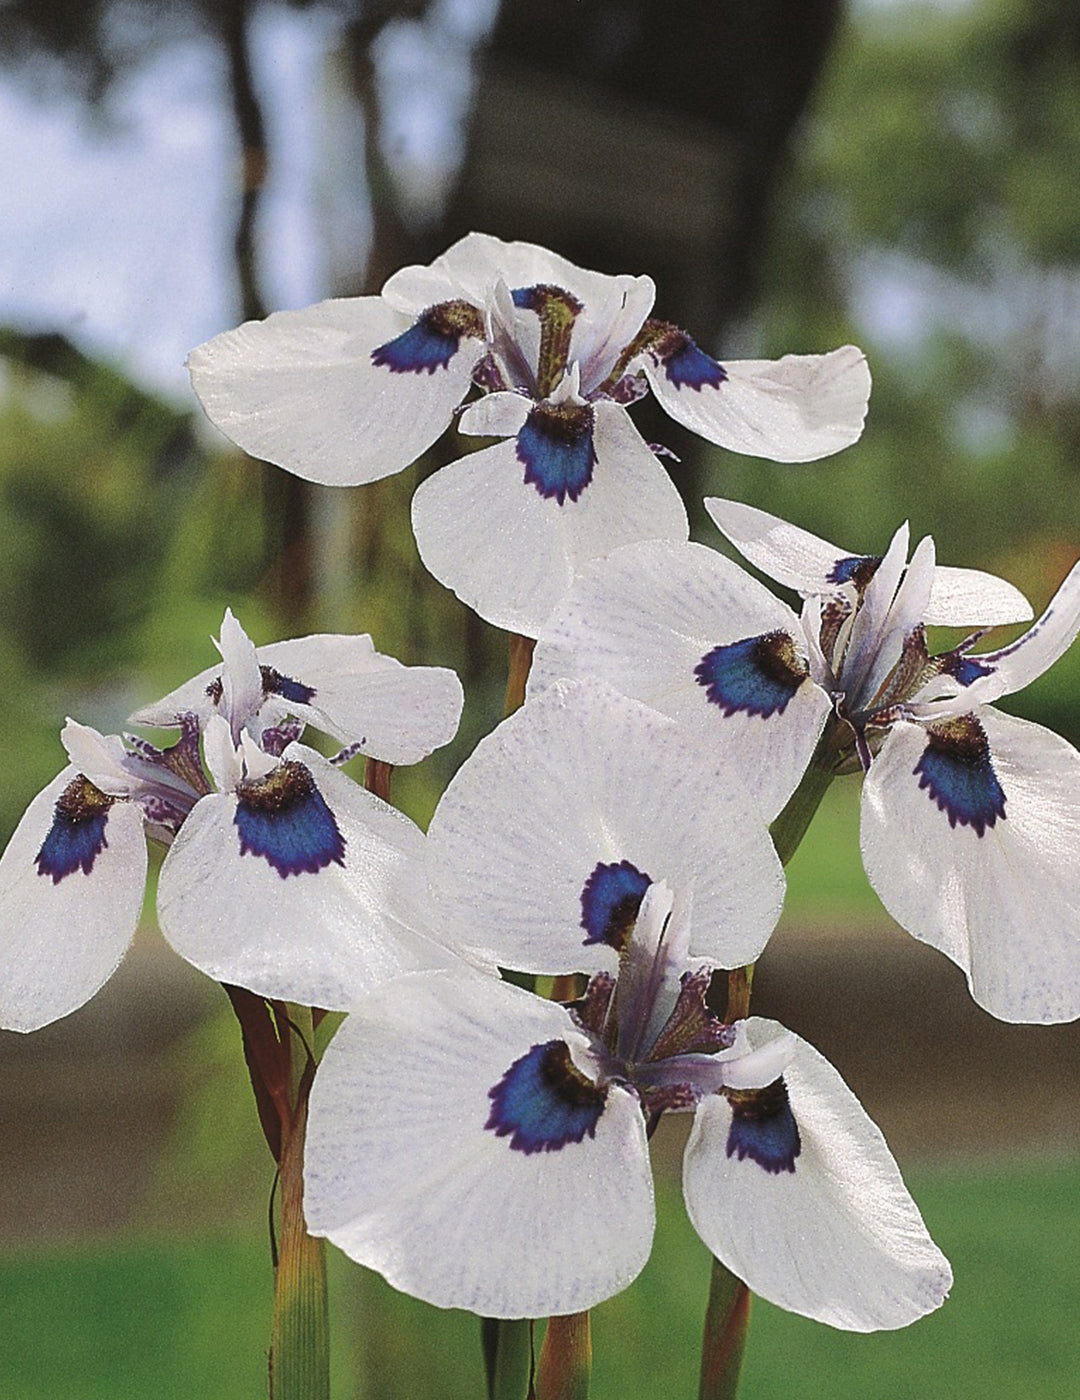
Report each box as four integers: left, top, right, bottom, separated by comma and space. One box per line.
487, 1318, 533, 1400
268, 1005, 330, 1400
768, 720, 844, 867
536, 1313, 591, 1400
697, 1266, 751, 1400
504, 633, 536, 716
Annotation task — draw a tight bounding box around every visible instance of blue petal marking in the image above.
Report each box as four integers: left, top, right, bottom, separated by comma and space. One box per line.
660, 331, 727, 391
35, 775, 114, 884
726, 1078, 801, 1175
371, 314, 460, 374
942, 654, 993, 687
581, 859, 651, 950
235, 761, 346, 877
486, 1039, 607, 1154
914, 716, 1006, 837
827, 554, 881, 589
517, 402, 596, 505
261, 665, 316, 706
695, 632, 807, 719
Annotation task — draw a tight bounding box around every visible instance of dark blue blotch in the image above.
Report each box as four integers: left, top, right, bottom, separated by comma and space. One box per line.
517, 403, 596, 505
726, 1078, 801, 1175
371, 312, 460, 375
486, 1039, 607, 1154
914, 717, 1006, 837
261, 665, 316, 706
661, 332, 727, 391
510, 286, 537, 308
827, 554, 880, 588
695, 633, 806, 719
235, 761, 346, 877
942, 654, 993, 687
581, 859, 651, 949
35, 776, 113, 884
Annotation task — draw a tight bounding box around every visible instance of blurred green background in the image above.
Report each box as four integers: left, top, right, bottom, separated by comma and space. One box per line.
1, 0, 1079, 1396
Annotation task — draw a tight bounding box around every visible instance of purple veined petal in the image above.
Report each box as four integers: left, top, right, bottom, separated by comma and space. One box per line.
425, 679, 784, 976
841, 521, 911, 698
531, 538, 832, 821
304, 969, 655, 1318
157, 744, 469, 1008
0, 767, 148, 1031
957, 558, 1080, 702
683, 1017, 952, 1331
924, 565, 1033, 628
704, 496, 857, 596
187, 296, 484, 486
643, 343, 871, 462
861, 711, 1080, 1023
254, 634, 464, 764
410, 400, 687, 637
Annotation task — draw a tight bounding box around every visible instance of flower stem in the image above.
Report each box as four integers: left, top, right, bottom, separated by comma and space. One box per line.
485, 1318, 533, 1400
697, 1265, 751, 1400
536, 1313, 591, 1400
768, 720, 844, 867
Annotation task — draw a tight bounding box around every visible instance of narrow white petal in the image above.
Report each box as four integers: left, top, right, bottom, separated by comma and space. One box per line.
684, 1018, 951, 1331
59, 721, 143, 798
861, 712, 1080, 1022
217, 608, 264, 733
703, 496, 853, 594
157, 747, 468, 1008
187, 298, 482, 486
426, 680, 784, 974
305, 969, 655, 1318
459, 391, 531, 437
646, 345, 871, 462
925, 566, 1032, 627
411, 402, 687, 637
841, 522, 910, 698
256, 634, 464, 763
0, 770, 146, 1031
532, 539, 831, 821
966, 558, 1080, 699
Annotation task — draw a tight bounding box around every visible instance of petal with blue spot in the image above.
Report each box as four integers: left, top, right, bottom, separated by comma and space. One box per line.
35, 776, 115, 883
695, 632, 807, 719
371, 300, 483, 375
580, 859, 651, 950
261, 664, 316, 706
826, 554, 880, 590
516, 401, 596, 504
726, 1077, 801, 1175
914, 715, 1006, 837
486, 1039, 607, 1154
234, 760, 346, 877
647, 324, 726, 391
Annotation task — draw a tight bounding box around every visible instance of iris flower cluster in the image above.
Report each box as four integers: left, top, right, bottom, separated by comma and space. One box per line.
3, 233, 1077, 1351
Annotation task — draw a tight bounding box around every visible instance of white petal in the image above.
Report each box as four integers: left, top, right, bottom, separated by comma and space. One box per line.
925, 566, 1032, 627
965, 558, 1080, 700
841, 521, 910, 699
684, 1017, 951, 1331
305, 969, 655, 1317
411, 401, 687, 637
703, 496, 853, 595
255, 633, 463, 763
217, 608, 264, 735
187, 298, 483, 486
59, 720, 144, 798
157, 746, 468, 1008
0, 769, 147, 1031
202, 713, 244, 791
861, 711, 1080, 1023
531, 539, 831, 821
425, 680, 784, 974
458, 390, 531, 437
646, 345, 871, 462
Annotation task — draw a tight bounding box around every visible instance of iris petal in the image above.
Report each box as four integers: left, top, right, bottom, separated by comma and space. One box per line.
486, 1039, 607, 1154
234, 761, 346, 877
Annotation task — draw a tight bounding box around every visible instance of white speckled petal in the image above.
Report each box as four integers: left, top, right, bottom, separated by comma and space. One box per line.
0, 768, 147, 1031
531, 539, 831, 821
425, 680, 784, 974
188, 297, 483, 485
861, 711, 1080, 1023
646, 345, 871, 462
684, 1017, 951, 1331
305, 969, 654, 1318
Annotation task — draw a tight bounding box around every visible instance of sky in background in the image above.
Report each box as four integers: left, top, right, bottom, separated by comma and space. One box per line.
0, 0, 967, 407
